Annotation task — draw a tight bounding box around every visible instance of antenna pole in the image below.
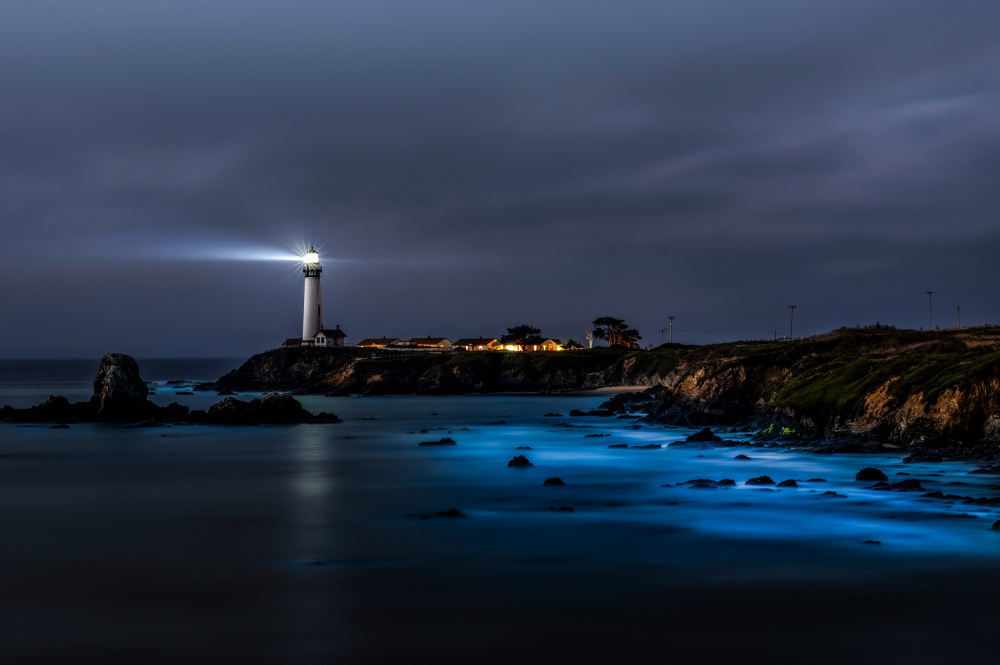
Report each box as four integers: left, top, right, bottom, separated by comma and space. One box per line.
788, 305, 796, 339
667, 316, 676, 343
926, 291, 934, 330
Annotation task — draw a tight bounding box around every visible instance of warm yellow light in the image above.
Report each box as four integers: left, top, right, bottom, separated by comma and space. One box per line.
304, 250, 319, 264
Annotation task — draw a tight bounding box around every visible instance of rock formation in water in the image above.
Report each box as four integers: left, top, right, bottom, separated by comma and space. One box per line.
90, 353, 149, 420
1, 354, 337, 426
188, 393, 340, 425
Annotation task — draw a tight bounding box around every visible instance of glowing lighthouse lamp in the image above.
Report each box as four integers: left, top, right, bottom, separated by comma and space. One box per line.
290, 247, 346, 348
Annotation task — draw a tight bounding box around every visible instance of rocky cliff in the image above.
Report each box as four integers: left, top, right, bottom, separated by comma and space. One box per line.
202, 327, 1000, 444
206, 347, 630, 395
599, 326, 1000, 445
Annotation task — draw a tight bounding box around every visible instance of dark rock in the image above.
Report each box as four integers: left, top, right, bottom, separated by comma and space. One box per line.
586, 410, 615, 418
806, 478, 827, 482
820, 491, 845, 497
176, 391, 194, 396
861, 540, 882, 545
544, 413, 564, 417
745, 476, 775, 486
892, 479, 925, 491
686, 428, 724, 443
508, 455, 532, 467
431, 509, 466, 518
776, 479, 798, 488
568, 410, 587, 417
717, 479, 736, 486
195, 393, 328, 425
516, 446, 532, 450
608, 444, 629, 448
631, 444, 661, 449
992, 520, 1000, 531
550, 506, 574, 512
487, 421, 507, 425
90, 353, 148, 419
309, 412, 342, 424
921, 491, 944, 498
419, 437, 457, 446
584, 433, 608, 438
868, 481, 893, 490
543, 477, 565, 486
734, 454, 751, 461
855, 467, 888, 482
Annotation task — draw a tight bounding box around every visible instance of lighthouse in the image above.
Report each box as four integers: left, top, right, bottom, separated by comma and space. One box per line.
302, 247, 322, 342
287, 247, 346, 348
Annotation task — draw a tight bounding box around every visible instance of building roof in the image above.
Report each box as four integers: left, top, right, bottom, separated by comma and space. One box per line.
282, 338, 302, 346
319, 328, 347, 338
357, 337, 400, 346
407, 337, 452, 345
453, 337, 498, 347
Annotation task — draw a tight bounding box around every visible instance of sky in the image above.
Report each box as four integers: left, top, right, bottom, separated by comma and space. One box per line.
2, 0, 999, 358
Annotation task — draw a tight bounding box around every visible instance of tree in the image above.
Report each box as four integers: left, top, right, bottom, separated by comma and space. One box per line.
501, 325, 543, 349
592, 317, 642, 348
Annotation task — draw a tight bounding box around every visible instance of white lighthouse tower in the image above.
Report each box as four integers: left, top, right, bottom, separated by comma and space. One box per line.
290, 246, 346, 348
302, 247, 323, 343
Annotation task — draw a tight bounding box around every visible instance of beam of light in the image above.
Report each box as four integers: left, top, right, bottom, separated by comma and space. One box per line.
149, 241, 304, 262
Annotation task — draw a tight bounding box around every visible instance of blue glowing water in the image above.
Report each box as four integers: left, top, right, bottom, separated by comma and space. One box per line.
3, 360, 1000, 660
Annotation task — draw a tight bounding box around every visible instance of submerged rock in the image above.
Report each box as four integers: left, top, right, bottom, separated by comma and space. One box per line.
543, 477, 565, 486
745, 476, 775, 486
508, 455, 532, 467
856, 467, 888, 482
417, 508, 467, 519
419, 438, 457, 446
686, 428, 723, 443
776, 479, 798, 488
195, 393, 338, 425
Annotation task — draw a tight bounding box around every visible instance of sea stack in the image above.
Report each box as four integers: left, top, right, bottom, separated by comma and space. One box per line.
90, 353, 149, 419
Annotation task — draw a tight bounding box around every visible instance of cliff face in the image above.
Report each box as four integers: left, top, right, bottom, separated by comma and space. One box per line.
601, 327, 1000, 444
207, 347, 629, 395
207, 328, 1000, 443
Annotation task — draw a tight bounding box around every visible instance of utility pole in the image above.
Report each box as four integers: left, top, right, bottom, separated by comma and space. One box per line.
788, 305, 796, 339
926, 291, 933, 330
667, 316, 676, 343
659, 327, 666, 346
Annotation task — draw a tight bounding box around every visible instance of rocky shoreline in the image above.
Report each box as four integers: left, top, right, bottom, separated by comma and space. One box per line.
1, 353, 339, 426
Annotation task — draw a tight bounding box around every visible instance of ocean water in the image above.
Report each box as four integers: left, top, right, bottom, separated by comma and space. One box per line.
2, 359, 1000, 663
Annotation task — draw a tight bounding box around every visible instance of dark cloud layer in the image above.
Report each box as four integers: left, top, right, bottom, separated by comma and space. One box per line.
2, 1, 999, 357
